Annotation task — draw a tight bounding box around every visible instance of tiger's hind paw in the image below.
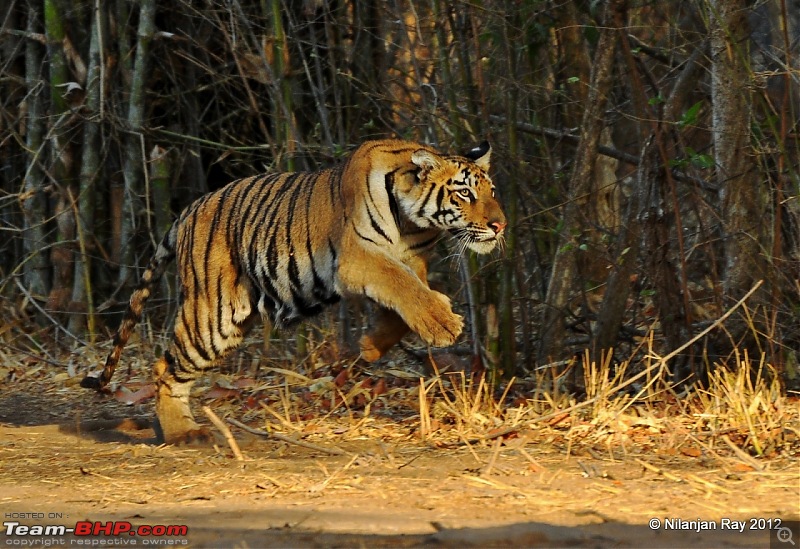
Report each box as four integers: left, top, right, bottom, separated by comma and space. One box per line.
153, 418, 215, 446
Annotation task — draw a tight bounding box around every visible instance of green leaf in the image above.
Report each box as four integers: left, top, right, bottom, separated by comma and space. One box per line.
691, 154, 714, 169
668, 158, 688, 168
678, 101, 703, 128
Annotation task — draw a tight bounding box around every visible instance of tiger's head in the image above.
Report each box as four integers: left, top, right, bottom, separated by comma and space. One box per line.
405, 142, 506, 254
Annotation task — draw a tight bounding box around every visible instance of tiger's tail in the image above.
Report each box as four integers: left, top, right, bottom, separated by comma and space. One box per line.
81, 222, 179, 391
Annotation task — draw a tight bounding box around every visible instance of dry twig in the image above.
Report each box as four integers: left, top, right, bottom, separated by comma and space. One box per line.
202, 406, 245, 461
721, 435, 764, 471
226, 417, 348, 456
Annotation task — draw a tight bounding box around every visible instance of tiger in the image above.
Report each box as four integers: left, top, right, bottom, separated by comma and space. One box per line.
81, 139, 507, 444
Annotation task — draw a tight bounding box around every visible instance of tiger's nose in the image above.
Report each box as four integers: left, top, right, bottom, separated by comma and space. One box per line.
489, 219, 507, 235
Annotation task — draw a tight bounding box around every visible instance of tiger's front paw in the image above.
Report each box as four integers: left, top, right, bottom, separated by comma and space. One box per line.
412, 291, 464, 348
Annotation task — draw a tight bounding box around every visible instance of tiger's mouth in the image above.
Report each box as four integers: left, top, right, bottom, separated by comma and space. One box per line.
467, 238, 501, 254
449, 228, 503, 254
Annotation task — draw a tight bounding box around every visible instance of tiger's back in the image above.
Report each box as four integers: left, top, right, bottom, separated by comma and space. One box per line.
83, 139, 506, 444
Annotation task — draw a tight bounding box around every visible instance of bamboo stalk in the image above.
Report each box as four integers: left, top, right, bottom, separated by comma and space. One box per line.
21, 2, 50, 298
68, 0, 104, 339
118, 0, 157, 288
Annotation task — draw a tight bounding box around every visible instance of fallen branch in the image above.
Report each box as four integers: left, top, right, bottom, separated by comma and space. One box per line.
721, 435, 764, 471
226, 417, 348, 456
634, 458, 683, 482
202, 406, 245, 461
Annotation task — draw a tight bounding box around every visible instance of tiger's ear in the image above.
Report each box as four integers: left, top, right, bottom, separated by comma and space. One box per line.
411, 149, 442, 171
464, 141, 491, 171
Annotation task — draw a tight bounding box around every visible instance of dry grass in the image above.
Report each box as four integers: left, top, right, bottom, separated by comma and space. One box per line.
691, 352, 790, 456
1, 329, 799, 548
1, 312, 798, 469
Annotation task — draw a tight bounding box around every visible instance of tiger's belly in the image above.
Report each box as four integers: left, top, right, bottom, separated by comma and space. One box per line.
250, 251, 341, 327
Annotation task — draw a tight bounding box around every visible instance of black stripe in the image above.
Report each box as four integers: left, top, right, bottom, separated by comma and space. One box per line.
231, 174, 268, 248
435, 185, 446, 209
417, 183, 438, 219
180, 216, 207, 364
367, 207, 393, 244
185, 302, 212, 364
176, 308, 211, 365
354, 227, 378, 245
258, 174, 301, 286
287, 248, 302, 293
216, 271, 237, 339
245, 174, 291, 276
284, 174, 312, 296
304, 183, 333, 301
410, 236, 440, 250
208, 181, 236, 239
328, 239, 338, 266
183, 212, 201, 306
384, 170, 402, 230
434, 208, 456, 224
363, 173, 392, 243
207, 186, 240, 348
166, 351, 200, 383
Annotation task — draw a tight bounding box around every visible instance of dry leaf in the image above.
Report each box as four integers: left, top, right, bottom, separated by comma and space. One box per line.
114, 383, 156, 405
205, 383, 240, 400
680, 446, 702, 458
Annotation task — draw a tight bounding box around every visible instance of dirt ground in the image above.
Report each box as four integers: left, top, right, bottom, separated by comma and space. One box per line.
1, 381, 798, 549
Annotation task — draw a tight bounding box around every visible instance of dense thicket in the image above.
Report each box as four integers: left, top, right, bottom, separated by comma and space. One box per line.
1, 0, 798, 388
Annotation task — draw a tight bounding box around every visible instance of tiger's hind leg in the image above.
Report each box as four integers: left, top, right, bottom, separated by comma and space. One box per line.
359, 308, 409, 362
153, 354, 211, 445
154, 282, 256, 445
359, 257, 428, 362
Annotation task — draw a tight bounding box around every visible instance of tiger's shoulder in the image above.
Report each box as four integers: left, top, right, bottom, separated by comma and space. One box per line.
340, 139, 434, 190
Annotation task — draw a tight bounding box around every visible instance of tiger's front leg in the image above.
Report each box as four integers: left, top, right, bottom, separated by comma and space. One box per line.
359, 258, 433, 362
341, 249, 463, 354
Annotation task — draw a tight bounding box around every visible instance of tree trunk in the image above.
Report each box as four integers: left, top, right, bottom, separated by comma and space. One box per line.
499, 1, 520, 376
539, 0, 624, 366
710, 0, 769, 361
592, 138, 652, 359
711, 0, 766, 299
68, 0, 105, 337
349, 0, 383, 138
22, 3, 50, 301
118, 0, 156, 288
44, 0, 76, 320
